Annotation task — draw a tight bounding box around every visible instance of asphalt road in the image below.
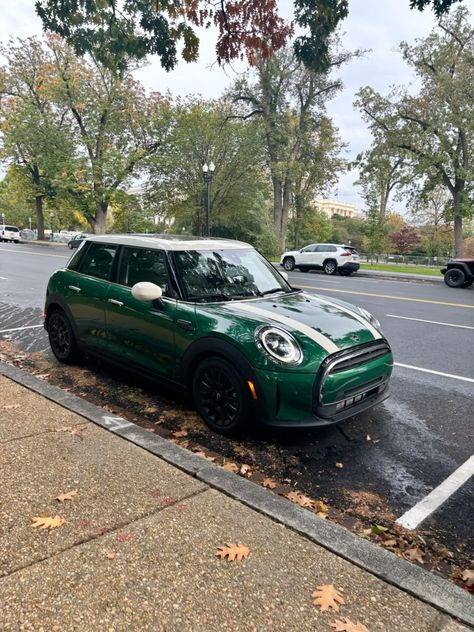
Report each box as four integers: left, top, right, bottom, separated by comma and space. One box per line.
1, 241, 473, 563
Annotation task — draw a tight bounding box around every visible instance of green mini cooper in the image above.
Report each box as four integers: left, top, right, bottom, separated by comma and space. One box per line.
45, 235, 393, 434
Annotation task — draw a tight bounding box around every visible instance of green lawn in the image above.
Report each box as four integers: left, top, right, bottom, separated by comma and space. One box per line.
360, 263, 443, 276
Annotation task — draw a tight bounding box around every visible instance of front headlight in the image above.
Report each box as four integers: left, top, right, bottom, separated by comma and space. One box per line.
358, 307, 382, 333
256, 326, 303, 366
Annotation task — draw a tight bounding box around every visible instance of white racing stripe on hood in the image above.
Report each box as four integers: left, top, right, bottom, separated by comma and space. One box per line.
226, 302, 339, 354
305, 294, 382, 340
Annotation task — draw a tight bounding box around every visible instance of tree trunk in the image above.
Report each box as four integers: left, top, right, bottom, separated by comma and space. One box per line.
91, 201, 108, 234
272, 176, 283, 245
281, 178, 291, 251
452, 190, 463, 257
35, 195, 45, 241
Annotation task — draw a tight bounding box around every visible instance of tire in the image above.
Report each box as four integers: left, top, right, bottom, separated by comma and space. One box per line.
462, 279, 473, 288
323, 259, 337, 275
339, 269, 351, 276
444, 268, 465, 288
68, 242, 73, 249
283, 257, 295, 271
299, 266, 309, 273
48, 309, 80, 363
193, 356, 250, 435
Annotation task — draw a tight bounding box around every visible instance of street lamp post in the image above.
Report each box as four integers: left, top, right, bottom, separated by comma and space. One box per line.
202, 162, 215, 237
50, 213, 54, 241
1, 212, 5, 226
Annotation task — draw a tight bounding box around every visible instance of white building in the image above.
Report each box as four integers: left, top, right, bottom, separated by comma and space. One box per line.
315, 199, 358, 219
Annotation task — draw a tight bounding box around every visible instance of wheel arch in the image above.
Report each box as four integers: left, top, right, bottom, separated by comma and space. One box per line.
45, 295, 79, 339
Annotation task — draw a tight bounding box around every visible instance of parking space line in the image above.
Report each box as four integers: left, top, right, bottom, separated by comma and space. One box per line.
396, 454, 474, 530
394, 362, 474, 383
387, 314, 474, 330
297, 284, 474, 309
0, 324, 43, 333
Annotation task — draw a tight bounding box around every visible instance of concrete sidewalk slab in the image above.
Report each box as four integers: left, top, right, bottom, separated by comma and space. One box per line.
0, 490, 457, 632
1, 367, 472, 631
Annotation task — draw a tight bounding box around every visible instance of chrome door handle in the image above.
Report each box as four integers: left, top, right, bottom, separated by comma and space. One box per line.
68, 285, 81, 293
108, 298, 124, 307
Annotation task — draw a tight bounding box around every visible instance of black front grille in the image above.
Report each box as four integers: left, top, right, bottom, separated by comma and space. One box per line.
330, 342, 391, 373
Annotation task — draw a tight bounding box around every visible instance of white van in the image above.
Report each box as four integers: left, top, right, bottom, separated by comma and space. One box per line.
0, 225, 21, 243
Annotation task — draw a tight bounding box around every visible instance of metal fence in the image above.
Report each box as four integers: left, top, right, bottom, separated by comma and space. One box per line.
360, 253, 450, 267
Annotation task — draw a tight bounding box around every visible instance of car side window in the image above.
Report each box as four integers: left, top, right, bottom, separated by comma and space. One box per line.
78, 243, 117, 280
315, 245, 327, 252
118, 247, 172, 296
67, 241, 88, 271
301, 245, 316, 253
328, 246, 337, 252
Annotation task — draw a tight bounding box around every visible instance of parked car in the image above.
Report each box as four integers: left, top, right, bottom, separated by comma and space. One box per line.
45, 235, 392, 435
440, 259, 474, 288
0, 225, 21, 243
280, 243, 360, 275
68, 233, 92, 249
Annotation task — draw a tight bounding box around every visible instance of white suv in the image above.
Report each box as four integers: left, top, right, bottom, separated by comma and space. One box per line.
280, 243, 360, 276
0, 225, 21, 243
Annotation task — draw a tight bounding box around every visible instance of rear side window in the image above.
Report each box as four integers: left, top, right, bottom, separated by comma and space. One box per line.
6, 226, 19, 232
315, 245, 328, 252
78, 243, 117, 280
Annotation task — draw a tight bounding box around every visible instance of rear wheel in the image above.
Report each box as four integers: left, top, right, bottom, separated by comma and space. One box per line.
193, 356, 250, 435
444, 268, 465, 288
283, 257, 295, 271
323, 259, 337, 275
48, 309, 79, 363
299, 266, 309, 273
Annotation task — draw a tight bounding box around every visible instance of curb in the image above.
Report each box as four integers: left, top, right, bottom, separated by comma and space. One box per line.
1, 361, 472, 628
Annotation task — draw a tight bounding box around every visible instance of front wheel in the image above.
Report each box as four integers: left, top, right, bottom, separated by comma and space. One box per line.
323, 260, 337, 275
283, 257, 295, 271
48, 309, 79, 363
444, 268, 465, 288
68, 243, 74, 249
193, 357, 250, 435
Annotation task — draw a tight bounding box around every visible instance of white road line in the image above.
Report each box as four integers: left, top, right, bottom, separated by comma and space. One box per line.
396, 454, 474, 530
0, 324, 43, 334
394, 362, 474, 383
387, 314, 474, 330
0, 276, 6, 280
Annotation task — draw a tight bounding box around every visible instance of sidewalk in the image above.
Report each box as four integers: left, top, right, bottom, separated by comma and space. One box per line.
0, 365, 472, 632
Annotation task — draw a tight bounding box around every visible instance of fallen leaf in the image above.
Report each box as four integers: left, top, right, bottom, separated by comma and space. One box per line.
172, 429, 188, 438
262, 477, 277, 489
403, 547, 425, 564
2, 403, 21, 410
105, 551, 116, 560
312, 584, 345, 612
381, 539, 398, 548
35, 373, 51, 380
335, 462, 344, 469
56, 490, 78, 503
31, 515, 65, 530
239, 464, 252, 476
314, 500, 329, 514
222, 462, 239, 473
216, 543, 250, 562
329, 617, 370, 632
461, 569, 474, 587
286, 491, 314, 509
49, 426, 83, 438
371, 524, 388, 535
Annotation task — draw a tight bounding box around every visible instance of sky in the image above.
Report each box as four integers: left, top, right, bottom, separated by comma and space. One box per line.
1, 0, 473, 212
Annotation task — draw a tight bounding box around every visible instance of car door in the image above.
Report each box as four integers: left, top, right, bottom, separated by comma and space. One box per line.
62, 242, 118, 350
297, 244, 318, 266
313, 245, 329, 268
105, 246, 184, 380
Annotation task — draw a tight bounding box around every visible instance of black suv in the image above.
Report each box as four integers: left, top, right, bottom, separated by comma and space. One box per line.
440, 259, 474, 288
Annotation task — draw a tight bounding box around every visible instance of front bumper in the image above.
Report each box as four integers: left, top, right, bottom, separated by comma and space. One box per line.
253, 340, 393, 428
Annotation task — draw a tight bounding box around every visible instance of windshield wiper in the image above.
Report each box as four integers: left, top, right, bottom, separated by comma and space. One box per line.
261, 287, 288, 296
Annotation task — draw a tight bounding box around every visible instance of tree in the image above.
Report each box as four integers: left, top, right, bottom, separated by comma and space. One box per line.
362, 207, 388, 259
287, 207, 332, 250
0, 37, 75, 239
231, 43, 349, 249
45, 36, 172, 234
145, 97, 277, 254
389, 224, 420, 254
356, 7, 474, 256
35, 0, 460, 76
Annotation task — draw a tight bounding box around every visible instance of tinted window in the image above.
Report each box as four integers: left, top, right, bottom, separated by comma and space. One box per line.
78, 243, 117, 280
67, 240, 88, 271
301, 245, 316, 252
328, 245, 337, 252
119, 247, 171, 295
315, 245, 328, 252
5, 226, 19, 232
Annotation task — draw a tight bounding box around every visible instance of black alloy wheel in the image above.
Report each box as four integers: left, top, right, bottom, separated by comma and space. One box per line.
444, 268, 465, 288
48, 310, 79, 363
193, 357, 250, 435
283, 257, 295, 271
323, 259, 337, 275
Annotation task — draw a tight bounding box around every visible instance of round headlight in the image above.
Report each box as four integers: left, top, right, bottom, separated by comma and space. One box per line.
358, 307, 382, 332
256, 326, 303, 365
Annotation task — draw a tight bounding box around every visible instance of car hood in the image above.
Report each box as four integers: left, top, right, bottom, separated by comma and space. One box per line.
196, 290, 384, 371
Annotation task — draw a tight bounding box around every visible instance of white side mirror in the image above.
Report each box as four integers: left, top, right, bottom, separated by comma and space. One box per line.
280, 271, 289, 281
131, 282, 163, 302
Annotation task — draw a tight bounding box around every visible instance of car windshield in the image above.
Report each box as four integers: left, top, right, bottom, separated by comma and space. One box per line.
173, 248, 292, 301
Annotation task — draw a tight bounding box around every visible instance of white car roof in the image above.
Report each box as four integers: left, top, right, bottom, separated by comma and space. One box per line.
86, 234, 253, 251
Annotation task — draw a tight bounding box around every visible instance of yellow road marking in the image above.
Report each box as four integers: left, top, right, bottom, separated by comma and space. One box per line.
0, 248, 68, 259
298, 285, 474, 310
